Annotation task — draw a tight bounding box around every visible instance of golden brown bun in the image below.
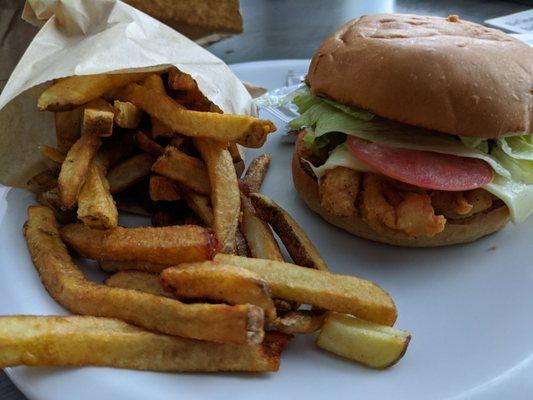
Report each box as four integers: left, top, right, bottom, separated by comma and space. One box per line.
292, 148, 510, 247
307, 14, 532, 138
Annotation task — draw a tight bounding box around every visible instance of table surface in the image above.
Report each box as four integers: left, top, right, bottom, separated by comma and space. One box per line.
0, 0, 530, 399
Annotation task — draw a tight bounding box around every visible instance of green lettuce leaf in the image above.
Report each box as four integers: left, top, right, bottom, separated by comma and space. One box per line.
497, 135, 533, 160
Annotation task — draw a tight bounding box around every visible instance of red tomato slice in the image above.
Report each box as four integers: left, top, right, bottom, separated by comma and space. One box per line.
347, 137, 494, 191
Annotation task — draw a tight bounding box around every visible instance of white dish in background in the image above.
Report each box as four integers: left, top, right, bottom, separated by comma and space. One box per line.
1, 60, 533, 400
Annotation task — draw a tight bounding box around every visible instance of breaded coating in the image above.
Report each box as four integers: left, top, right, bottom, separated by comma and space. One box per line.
319, 167, 361, 217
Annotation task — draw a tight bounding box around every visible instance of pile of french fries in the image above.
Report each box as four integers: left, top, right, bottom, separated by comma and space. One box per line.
3, 68, 410, 373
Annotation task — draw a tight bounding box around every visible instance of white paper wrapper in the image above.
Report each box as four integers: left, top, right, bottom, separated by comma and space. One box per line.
0, 0, 253, 188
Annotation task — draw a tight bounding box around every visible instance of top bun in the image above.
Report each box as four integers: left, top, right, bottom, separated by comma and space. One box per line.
307, 14, 533, 138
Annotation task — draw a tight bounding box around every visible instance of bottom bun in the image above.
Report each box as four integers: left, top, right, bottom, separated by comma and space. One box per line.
292, 149, 510, 248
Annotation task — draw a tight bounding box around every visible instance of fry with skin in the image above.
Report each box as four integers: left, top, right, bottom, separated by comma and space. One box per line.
152, 146, 210, 194
38, 72, 152, 111
40, 145, 65, 164
105, 271, 174, 298
134, 131, 164, 156
27, 169, 58, 194
228, 143, 245, 177
241, 153, 271, 193
60, 223, 217, 265
54, 108, 82, 152
162, 263, 276, 320
268, 310, 326, 334
23, 207, 263, 344
194, 138, 240, 253
113, 100, 142, 128
235, 228, 251, 257
83, 98, 114, 137
214, 254, 397, 326
100, 260, 170, 274
58, 131, 102, 209
107, 153, 156, 194
167, 67, 197, 91
0, 316, 288, 372
119, 83, 275, 147
36, 188, 77, 225
182, 189, 213, 226
149, 175, 181, 201
77, 155, 118, 229
250, 193, 329, 271
141, 74, 173, 138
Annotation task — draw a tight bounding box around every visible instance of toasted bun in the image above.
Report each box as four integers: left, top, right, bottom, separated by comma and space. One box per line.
292, 148, 510, 247
307, 14, 533, 138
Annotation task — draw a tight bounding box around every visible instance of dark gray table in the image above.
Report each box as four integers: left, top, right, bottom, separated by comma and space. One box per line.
0, 0, 529, 399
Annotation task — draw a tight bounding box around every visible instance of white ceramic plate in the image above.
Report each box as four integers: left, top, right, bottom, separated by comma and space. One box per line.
1, 60, 533, 400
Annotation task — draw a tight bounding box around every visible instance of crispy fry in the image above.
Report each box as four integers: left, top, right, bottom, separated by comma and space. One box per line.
83, 98, 114, 137
162, 263, 276, 320
316, 313, 411, 369
24, 207, 263, 344
105, 271, 173, 298
149, 175, 181, 201
38, 72, 151, 111
107, 153, 156, 194
0, 316, 288, 372
182, 189, 213, 226
141, 74, 173, 138
167, 67, 197, 91
40, 145, 66, 164
77, 155, 118, 229
240, 194, 283, 261
152, 146, 210, 194
58, 131, 102, 209
100, 260, 170, 274
134, 131, 164, 156
235, 228, 251, 257
27, 169, 58, 194
119, 83, 276, 147
241, 153, 271, 193
194, 139, 240, 253
54, 108, 83, 152
60, 223, 217, 265
268, 310, 326, 334
250, 193, 329, 271
214, 254, 397, 326
113, 100, 142, 128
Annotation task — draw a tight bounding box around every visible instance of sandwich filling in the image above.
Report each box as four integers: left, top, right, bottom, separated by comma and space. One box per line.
286, 86, 533, 237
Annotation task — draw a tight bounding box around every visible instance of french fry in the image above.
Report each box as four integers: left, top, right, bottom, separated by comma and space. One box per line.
0, 316, 289, 372
268, 310, 326, 334
214, 254, 397, 326
141, 74, 173, 138
77, 155, 118, 229
182, 189, 213, 226
119, 83, 276, 147
240, 194, 283, 261
149, 175, 181, 202
54, 107, 83, 152
167, 67, 197, 91
58, 131, 102, 209
107, 153, 156, 194
24, 207, 264, 344
228, 143, 245, 177
241, 153, 271, 193
152, 146, 210, 194
235, 228, 251, 257
60, 223, 217, 265
38, 72, 152, 111
105, 271, 173, 298
36, 188, 77, 224
113, 100, 142, 128
316, 313, 411, 369
134, 131, 164, 156
40, 145, 66, 164
27, 169, 58, 194
98, 132, 136, 168
100, 260, 170, 274
83, 98, 114, 137
162, 263, 276, 320
250, 193, 329, 271
194, 139, 240, 253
